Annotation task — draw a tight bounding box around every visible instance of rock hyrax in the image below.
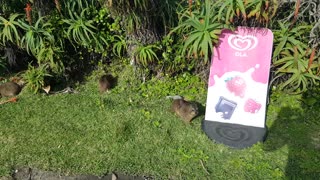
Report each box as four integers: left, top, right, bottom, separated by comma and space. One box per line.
172, 98, 199, 123
0, 82, 21, 97
99, 74, 114, 93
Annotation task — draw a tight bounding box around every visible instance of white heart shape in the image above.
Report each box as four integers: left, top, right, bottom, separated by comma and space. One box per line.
234, 39, 251, 50
228, 35, 258, 51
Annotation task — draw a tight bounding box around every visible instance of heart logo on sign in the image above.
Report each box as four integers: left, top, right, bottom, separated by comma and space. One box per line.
228, 35, 258, 51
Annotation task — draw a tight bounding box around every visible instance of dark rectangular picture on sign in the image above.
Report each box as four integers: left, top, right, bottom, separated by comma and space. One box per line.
215, 96, 237, 120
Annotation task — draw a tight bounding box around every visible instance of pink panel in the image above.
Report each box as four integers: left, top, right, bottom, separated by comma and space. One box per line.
205, 27, 273, 128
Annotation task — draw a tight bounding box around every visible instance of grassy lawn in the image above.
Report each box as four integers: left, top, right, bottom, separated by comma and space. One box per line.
0, 73, 320, 179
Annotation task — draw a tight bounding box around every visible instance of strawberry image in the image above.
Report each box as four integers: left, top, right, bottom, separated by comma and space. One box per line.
226, 76, 246, 98
244, 98, 261, 113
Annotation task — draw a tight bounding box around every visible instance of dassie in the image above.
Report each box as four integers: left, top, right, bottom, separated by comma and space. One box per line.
171, 97, 199, 123
0, 82, 21, 97
99, 74, 114, 93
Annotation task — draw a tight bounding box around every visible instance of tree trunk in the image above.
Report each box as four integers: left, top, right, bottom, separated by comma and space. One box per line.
105, 0, 166, 65
127, 27, 160, 65
34, 0, 55, 17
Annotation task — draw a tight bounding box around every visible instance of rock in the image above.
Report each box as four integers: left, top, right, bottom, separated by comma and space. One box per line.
101, 172, 152, 180
13, 167, 31, 180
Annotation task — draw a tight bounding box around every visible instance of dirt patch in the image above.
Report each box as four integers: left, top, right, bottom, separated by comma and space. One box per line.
3, 167, 152, 180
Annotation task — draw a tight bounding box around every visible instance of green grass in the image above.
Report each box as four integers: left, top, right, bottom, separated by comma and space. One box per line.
0, 75, 320, 179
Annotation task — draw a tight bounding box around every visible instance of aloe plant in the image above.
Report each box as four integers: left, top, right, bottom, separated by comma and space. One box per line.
273, 21, 311, 61
19, 17, 64, 73
112, 35, 127, 57
63, 8, 97, 47
172, 0, 227, 63
270, 20, 320, 93
133, 43, 160, 67
19, 16, 55, 56
272, 46, 320, 93
0, 14, 22, 46
279, 0, 320, 49
23, 64, 52, 94
246, 0, 278, 24
217, 0, 247, 24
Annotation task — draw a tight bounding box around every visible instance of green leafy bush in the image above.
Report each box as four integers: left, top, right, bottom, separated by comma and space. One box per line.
92, 8, 126, 57
22, 64, 52, 93
158, 35, 194, 75
0, 0, 128, 82
302, 85, 320, 107
0, 0, 319, 94
138, 72, 206, 100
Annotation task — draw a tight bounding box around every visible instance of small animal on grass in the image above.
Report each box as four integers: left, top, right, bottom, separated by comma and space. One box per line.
99, 74, 115, 93
0, 82, 22, 98
167, 95, 199, 123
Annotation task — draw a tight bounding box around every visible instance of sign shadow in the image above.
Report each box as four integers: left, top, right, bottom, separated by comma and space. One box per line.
263, 106, 320, 178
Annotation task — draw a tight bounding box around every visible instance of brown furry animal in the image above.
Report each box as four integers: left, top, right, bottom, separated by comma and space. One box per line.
169, 96, 199, 123
0, 82, 22, 97
99, 74, 114, 93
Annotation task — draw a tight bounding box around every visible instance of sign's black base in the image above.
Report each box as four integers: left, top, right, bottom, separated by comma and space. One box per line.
202, 120, 267, 149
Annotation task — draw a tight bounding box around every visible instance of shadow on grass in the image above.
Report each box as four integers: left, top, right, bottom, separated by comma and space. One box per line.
193, 101, 206, 117
264, 105, 320, 178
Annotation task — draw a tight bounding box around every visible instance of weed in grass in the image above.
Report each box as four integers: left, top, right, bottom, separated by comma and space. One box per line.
138, 72, 207, 101
176, 147, 209, 164
96, 96, 115, 110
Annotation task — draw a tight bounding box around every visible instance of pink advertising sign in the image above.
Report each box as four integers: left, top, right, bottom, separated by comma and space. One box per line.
205, 27, 273, 128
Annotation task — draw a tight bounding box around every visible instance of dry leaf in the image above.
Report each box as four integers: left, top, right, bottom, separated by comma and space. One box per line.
43, 85, 51, 94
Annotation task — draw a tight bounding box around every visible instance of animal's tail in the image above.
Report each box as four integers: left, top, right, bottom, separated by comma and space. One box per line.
166, 95, 183, 100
